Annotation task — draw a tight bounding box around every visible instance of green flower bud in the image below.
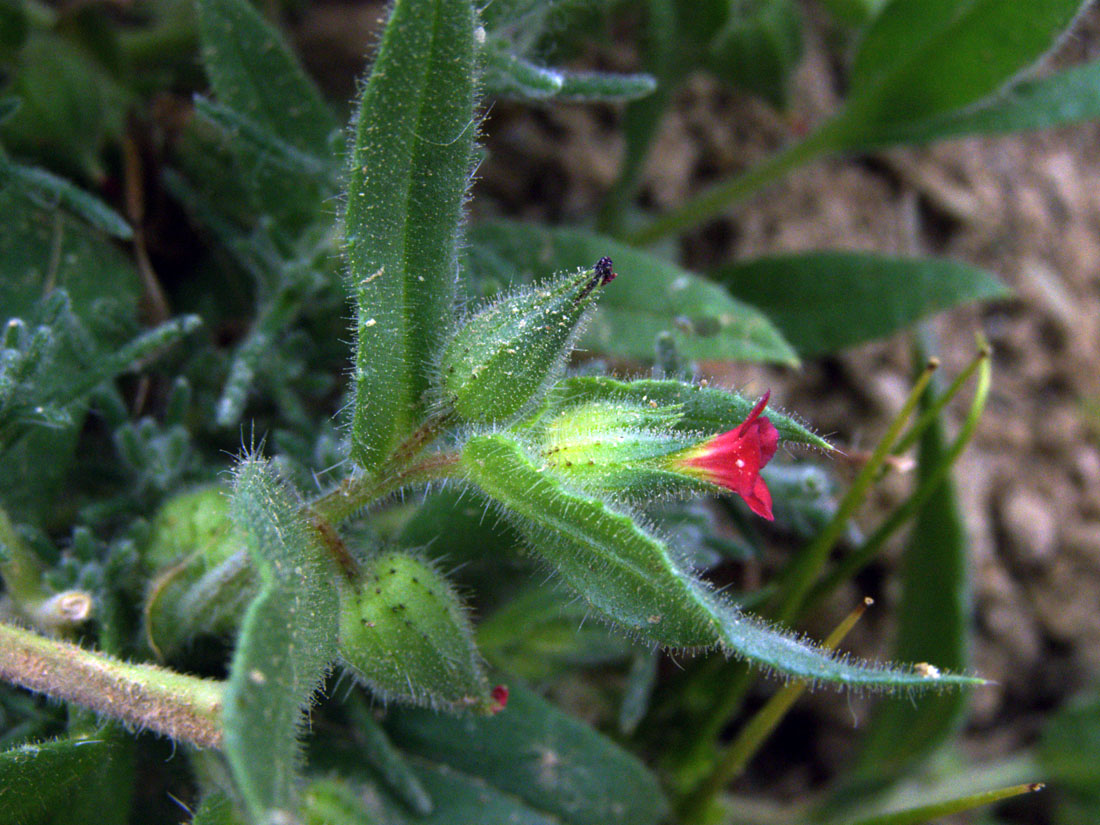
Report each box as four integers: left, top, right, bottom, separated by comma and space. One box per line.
532, 391, 780, 520
338, 550, 490, 713
439, 257, 616, 423
536, 399, 695, 500
142, 486, 256, 660
142, 486, 239, 572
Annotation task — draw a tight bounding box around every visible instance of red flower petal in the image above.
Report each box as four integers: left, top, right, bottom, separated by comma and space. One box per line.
678, 391, 778, 520
489, 684, 509, 714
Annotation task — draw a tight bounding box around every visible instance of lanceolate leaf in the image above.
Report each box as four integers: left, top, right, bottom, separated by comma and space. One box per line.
222, 457, 339, 821
0, 158, 131, 239
704, 0, 802, 108
467, 221, 798, 364
192, 96, 332, 179
855, 59, 1100, 147
831, 0, 1087, 146
462, 433, 982, 689
0, 735, 132, 825
713, 251, 1009, 356
345, 0, 478, 472
196, 0, 337, 229
1039, 693, 1100, 821
386, 683, 669, 825
195, 0, 335, 159
626, 0, 1091, 243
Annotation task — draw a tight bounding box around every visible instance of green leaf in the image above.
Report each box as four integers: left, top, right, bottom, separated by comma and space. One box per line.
300, 778, 386, 825
482, 41, 563, 99
476, 583, 633, 681
191, 792, 248, 825
619, 648, 660, 734
1039, 693, 1100, 822
0, 734, 133, 825
0, 187, 142, 525
713, 251, 1009, 356
543, 375, 833, 451
192, 96, 332, 179
396, 486, 529, 600
834, 0, 1088, 144
842, 374, 972, 794
386, 682, 670, 825
816, 0, 886, 26
195, 0, 335, 158
704, 0, 802, 107
0, 158, 131, 239
827, 782, 1043, 825
482, 35, 655, 104
345, 0, 478, 472
626, 0, 1091, 243
467, 220, 798, 364
854, 59, 1100, 147
344, 698, 433, 816
196, 0, 337, 229
555, 71, 658, 102
462, 433, 982, 689
222, 456, 339, 822
0, 32, 125, 180
0, 97, 21, 124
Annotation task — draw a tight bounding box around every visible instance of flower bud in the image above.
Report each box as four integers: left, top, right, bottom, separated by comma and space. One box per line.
338, 550, 491, 712
536, 398, 693, 499
535, 392, 779, 519
439, 257, 616, 423
142, 486, 256, 659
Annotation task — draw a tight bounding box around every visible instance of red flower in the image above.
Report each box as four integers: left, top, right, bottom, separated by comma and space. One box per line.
676, 391, 779, 520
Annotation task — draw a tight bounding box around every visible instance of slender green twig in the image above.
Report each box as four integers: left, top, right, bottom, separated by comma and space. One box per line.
681, 598, 874, 824
311, 449, 461, 525
889, 342, 991, 458
625, 131, 833, 246
768, 359, 940, 624
805, 348, 991, 611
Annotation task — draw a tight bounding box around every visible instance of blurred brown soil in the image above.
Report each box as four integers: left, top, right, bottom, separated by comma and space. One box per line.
294, 0, 1100, 817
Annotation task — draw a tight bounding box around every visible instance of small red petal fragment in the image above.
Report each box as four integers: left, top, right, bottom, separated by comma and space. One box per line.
489, 684, 509, 714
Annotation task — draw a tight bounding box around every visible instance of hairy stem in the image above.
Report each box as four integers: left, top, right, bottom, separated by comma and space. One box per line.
0, 622, 224, 749
312, 449, 462, 525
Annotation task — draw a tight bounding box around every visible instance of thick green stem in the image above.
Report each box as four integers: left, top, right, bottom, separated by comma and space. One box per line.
0, 622, 224, 749
312, 450, 462, 525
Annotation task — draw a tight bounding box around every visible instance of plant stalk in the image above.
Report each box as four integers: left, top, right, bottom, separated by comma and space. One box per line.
768, 358, 939, 624
625, 130, 833, 246
312, 449, 461, 525
680, 598, 873, 823
0, 621, 225, 749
